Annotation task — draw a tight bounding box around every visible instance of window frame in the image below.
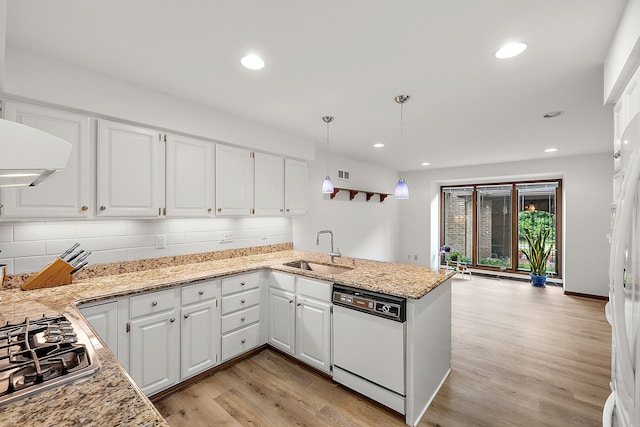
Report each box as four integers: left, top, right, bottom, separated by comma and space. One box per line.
440, 179, 562, 279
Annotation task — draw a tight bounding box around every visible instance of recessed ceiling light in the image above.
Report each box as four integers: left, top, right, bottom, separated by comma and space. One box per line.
421, 162, 430, 166
544, 148, 558, 153
240, 54, 265, 70
495, 42, 527, 59
542, 111, 564, 119
373, 143, 385, 148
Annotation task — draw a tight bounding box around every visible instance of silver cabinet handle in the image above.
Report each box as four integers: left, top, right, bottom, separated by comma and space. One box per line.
184, 314, 190, 319
289, 300, 293, 304
297, 303, 301, 306
170, 318, 176, 323
199, 290, 204, 295
241, 299, 246, 303
241, 316, 246, 321
151, 301, 158, 307
100, 206, 106, 210
240, 282, 245, 286
286, 209, 290, 212
241, 339, 246, 344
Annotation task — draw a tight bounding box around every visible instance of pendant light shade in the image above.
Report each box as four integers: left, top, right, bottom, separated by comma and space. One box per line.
394, 177, 409, 199
321, 116, 334, 194
394, 95, 410, 199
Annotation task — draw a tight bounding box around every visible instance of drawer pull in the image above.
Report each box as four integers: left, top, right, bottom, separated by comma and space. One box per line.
297, 303, 301, 306
81, 205, 89, 211
289, 300, 293, 304
184, 314, 190, 319
151, 301, 158, 307
241, 282, 245, 286
99, 206, 106, 211
170, 318, 176, 323
199, 290, 205, 295
241, 339, 246, 344
241, 316, 246, 321
241, 299, 246, 304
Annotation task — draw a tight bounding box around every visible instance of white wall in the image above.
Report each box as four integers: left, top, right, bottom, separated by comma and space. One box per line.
0, 217, 291, 275
293, 150, 400, 262
4, 47, 315, 161
604, 0, 640, 103
398, 152, 613, 297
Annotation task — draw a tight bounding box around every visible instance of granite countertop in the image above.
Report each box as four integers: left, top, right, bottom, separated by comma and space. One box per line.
0, 248, 453, 427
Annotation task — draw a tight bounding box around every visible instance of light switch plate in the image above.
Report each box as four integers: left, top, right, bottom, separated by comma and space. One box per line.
219, 231, 233, 243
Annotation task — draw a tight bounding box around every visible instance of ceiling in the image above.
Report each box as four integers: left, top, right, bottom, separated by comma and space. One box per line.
5, 0, 629, 171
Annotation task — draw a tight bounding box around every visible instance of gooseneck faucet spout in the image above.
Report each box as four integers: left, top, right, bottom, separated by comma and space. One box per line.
316, 230, 341, 263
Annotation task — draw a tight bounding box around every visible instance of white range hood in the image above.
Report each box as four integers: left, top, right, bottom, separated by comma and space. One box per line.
0, 119, 72, 187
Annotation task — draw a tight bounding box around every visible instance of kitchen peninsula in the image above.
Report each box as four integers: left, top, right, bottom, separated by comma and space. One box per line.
0, 244, 453, 427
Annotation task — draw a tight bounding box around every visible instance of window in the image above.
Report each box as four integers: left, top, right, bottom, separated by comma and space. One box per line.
440, 180, 562, 278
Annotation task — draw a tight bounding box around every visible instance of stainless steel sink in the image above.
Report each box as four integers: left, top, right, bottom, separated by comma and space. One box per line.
283, 260, 353, 275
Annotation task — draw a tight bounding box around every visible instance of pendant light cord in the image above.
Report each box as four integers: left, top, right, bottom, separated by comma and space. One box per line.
399, 101, 404, 179
326, 119, 330, 176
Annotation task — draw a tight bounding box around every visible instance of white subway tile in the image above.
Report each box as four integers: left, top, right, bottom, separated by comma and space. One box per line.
101, 235, 156, 250
0, 241, 45, 258
165, 233, 186, 245
0, 258, 13, 274
89, 249, 128, 265
126, 220, 168, 236
45, 238, 104, 255
0, 226, 13, 242
128, 247, 168, 260
77, 221, 126, 238
14, 223, 78, 241
183, 231, 219, 244
14, 256, 52, 274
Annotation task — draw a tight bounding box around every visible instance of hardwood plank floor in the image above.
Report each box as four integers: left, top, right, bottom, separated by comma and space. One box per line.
154, 276, 611, 426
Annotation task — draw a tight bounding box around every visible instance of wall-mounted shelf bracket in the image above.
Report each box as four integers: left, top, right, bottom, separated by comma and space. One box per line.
329, 187, 390, 203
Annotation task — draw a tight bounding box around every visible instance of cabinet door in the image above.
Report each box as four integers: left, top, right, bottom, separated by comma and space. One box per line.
296, 297, 331, 373
80, 300, 118, 354
1, 101, 92, 218
215, 145, 253, 216
97, 119, 165, 217
284, 158, 308, 215
254, 152, 284, 216
166, 135, 214, 217
181, 299, 219, 379
268, 288, 295, 355
129, 309, 180, 395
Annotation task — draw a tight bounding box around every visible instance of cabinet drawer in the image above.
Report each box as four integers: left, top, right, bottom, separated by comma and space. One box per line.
222, 322, 261, 361
222, 288, 260, 315
222, 305, 260, 334
130, 288, 177, 318
297, 277, 332, 302
221, 272, 261, 296
182, 279, 219, 306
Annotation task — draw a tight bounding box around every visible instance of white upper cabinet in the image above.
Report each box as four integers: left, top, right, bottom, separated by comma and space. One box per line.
215, 145, 254, 216
254, 152, 284, 216
97, 119, 165, 217
165, 135, 215, 217
284, 158, 308, 215
1, 101, 92, 218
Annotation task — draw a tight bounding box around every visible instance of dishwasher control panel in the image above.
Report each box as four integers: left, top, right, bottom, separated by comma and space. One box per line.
332, 284, 406, 322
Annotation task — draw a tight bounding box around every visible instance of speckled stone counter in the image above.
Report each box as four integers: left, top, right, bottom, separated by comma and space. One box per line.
0, 247, 453, 427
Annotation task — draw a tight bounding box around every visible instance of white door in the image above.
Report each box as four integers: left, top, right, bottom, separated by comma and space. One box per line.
285, 158, 308, 215
180, 299, 219, 379
80, 300, 118, 354
268, 288, 295, 355
215, 145, 253, 216
254, 152, 284, 216
1, 101, 92, 218
97, 119, 165, 217
296, 297, 331, 373
129, 309, 179, 395
166, 135, 214, 217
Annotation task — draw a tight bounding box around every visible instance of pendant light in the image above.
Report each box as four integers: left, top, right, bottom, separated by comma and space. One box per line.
394, 95, 410, 199
321, 116, 335, 193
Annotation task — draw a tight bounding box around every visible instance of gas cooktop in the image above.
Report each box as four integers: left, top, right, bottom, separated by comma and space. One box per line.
0, 314, 100, 406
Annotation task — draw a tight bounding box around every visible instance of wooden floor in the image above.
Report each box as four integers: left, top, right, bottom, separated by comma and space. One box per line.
154, 276, 611, 427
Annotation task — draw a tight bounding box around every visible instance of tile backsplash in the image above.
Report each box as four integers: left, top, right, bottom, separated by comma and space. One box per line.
0, 217, 292, 274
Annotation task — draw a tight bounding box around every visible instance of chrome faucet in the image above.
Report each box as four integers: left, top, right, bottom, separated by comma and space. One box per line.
316, 230, 341, 263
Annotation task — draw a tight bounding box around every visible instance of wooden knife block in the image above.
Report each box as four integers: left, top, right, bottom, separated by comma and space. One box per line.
21, 258, 74, 290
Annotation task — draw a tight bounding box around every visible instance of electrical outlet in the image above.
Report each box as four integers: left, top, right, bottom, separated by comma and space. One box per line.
219, 231, 233, 243
414, 255, 418, 261
407, 254, 411, 260
155, 235, 166, 249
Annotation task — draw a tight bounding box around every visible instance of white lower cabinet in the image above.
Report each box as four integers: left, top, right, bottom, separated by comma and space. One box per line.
79, 299, 118, 354
127, 288, 181, 396
268, 272, 332, 373
180, 279, 221, 379
221, 272, 263, 361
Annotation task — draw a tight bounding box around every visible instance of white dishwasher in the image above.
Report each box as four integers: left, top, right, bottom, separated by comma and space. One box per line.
332, 284, 406, 414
